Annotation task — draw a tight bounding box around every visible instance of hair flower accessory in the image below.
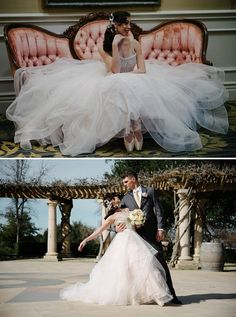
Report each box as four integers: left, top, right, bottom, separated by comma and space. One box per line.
108, 12, 114, 28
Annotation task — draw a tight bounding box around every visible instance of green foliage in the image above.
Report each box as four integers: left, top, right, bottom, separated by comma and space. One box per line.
105, 159, 178, 179
70, 221, 96, 242
0, 207, 40, 256
0, 208, 39, 244
70, 221, 99, 256
0, 245, 15, 257
158, 192, 175, 230
202, 191, 236, 243
105, 159, 235, 179
0, 159, 48, 257
37, 221, 99, 257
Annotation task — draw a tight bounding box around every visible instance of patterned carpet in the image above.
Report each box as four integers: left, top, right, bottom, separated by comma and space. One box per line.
0, 102, 235, 158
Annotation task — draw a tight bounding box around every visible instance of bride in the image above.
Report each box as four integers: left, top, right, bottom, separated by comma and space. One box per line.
60, 195, 173, 306
6, 11, 229, 155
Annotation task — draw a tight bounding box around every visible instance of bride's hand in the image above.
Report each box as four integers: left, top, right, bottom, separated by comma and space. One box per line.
127, 31, 134, 40
78, 239, 87, 252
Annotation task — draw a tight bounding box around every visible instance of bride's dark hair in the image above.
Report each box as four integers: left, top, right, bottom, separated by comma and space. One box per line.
103, 11, 131, 55
103, 192, 123, 220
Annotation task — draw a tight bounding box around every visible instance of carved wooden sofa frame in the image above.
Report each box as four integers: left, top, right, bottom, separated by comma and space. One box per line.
4, 12, 211, 77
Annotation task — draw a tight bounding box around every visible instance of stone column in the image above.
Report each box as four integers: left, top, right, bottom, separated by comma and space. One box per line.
193, 201, 204, 263
44, 200, 61, 261
177, 189, 192, 261
60, 199, 73, 258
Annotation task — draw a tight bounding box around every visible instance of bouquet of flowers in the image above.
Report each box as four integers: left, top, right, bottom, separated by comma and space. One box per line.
128, 209, 146, 226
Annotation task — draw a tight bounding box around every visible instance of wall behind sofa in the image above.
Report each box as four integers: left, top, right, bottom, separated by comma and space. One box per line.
0, 0, 236, 111
0, 0, 235, 13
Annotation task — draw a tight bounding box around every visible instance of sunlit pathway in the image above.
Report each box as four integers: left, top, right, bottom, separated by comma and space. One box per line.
0, 259, 235, 317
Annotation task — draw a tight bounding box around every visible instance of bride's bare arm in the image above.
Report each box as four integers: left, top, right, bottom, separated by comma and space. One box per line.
111, 46, 121, 73
98, 47, 112, 72
111, 34, 124, 73
133, 41, 146, 74
98, 34, 123, 73
78, 215, 116, 251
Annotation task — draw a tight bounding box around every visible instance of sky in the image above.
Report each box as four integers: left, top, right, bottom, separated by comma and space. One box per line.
0, 159, 114, 232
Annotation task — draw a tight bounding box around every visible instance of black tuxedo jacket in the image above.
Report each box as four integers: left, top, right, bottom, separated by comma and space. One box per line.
121, 185, 165, 248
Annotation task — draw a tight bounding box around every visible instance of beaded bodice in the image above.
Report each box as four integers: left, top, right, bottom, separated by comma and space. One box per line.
120, 53, 136, 73
114, 211, 133, 229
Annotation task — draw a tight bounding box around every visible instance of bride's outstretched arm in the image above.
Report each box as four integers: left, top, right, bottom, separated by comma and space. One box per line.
78, 215, 115, 251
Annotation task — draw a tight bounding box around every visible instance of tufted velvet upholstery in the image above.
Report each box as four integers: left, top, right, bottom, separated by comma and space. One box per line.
139, 21, 205, 66
72, 19, 207, 65
4, 18, 209, 75
5, 25, 72, 73
73, 20, 109, 60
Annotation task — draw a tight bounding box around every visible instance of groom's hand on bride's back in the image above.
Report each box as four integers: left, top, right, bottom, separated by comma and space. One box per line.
115, 223, 126, 232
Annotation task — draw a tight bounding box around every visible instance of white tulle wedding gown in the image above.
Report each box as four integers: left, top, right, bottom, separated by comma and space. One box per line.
60, 211, 172, 306
6, 55, 229, 155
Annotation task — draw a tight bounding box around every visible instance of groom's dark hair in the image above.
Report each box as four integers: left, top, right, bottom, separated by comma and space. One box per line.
121, 170, 138, 180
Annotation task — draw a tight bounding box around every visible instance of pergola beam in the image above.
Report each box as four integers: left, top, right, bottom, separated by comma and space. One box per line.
0, 173, 235, 200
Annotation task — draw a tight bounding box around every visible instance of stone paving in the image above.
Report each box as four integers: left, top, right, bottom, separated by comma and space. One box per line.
0, 259, 236, 317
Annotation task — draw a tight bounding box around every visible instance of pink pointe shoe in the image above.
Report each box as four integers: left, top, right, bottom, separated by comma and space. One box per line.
134, 134, 143, 151
124, 135, 134, 153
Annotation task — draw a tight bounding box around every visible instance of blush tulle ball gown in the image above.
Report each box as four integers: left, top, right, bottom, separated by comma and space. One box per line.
6, 56, 229, 155
59, 211, 172, 306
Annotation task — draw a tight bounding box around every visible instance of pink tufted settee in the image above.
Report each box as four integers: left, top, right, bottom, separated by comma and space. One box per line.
4, 12, 211, 76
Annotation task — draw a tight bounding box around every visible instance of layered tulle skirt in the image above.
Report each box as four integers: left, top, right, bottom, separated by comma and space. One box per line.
60, 229, 172, 305
6, 59, 229, 155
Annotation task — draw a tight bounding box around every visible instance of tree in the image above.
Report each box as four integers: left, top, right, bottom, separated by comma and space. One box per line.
104, 159, 173, 179
40, 222, 99, 257
0, 207, 39, 250
70, 221, 99, 256
70, 221, 97, 243
202, 191, 236, 242
0, 160, 48, 256
105, 159, 235, 179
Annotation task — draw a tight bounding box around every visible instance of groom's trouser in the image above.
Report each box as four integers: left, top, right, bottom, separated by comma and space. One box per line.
155, 246, 177, 298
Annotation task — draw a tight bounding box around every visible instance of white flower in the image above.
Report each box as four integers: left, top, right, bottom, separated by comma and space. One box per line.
129, 214, 136, 221
142, 192, 148, 198
138, 214, 145, 221
128, 209, 146, 226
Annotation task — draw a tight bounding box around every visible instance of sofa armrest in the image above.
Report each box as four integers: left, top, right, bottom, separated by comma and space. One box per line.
4, 24, 73, 75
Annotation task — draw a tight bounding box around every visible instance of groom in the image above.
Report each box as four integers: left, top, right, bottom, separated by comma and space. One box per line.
118, 170, 182, 305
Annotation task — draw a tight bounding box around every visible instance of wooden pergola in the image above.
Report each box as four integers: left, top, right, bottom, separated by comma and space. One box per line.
0, 164, 235, 265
